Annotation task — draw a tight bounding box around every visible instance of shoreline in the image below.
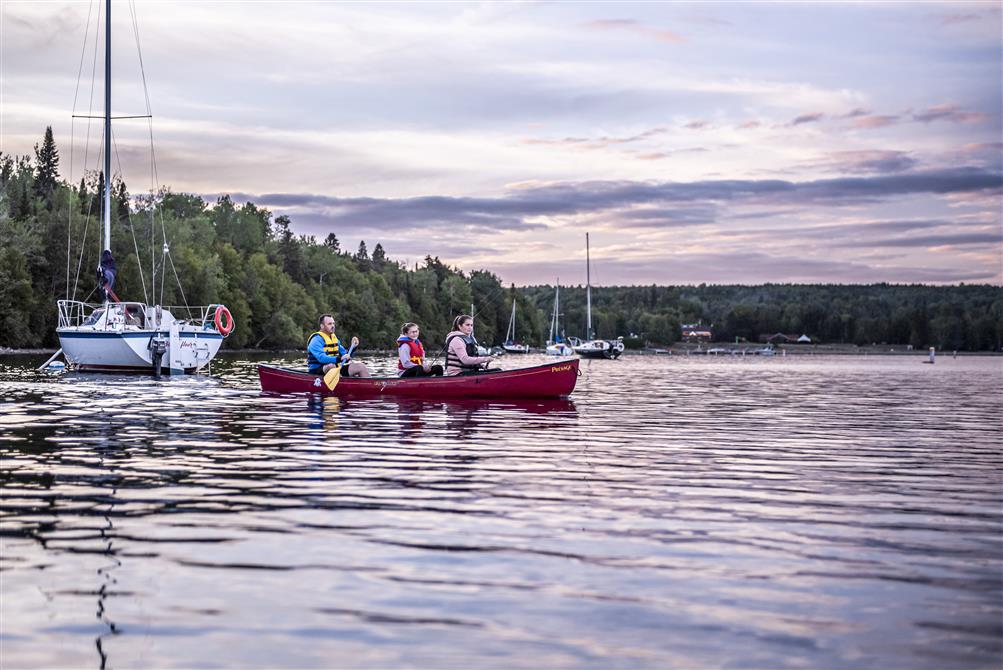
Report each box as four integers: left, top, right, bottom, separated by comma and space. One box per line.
2, 345, 1000, 357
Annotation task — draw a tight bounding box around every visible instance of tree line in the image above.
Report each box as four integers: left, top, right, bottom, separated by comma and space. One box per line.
1, 128, 1000, 353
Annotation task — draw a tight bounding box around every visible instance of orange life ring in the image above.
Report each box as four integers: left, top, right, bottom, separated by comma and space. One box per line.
214, 305, 234, 336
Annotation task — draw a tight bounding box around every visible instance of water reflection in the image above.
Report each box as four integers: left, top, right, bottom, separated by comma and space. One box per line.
1, 352, 1001, 669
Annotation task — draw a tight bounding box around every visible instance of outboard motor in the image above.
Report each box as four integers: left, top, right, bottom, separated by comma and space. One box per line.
149, 337, 168, 379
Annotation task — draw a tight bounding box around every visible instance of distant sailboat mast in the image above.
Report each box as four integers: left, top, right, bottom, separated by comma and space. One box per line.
586, 233, 593, 340
549, 279, 560, 343
507, 299, 517, 343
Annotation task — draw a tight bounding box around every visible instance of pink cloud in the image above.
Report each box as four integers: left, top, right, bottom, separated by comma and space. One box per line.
913, 104, 988, 124
938, 13, 981, 26
737, 120, 761, 130
583, 19, 686, 44
522, 127, 668, 151
853, 114, 900, 129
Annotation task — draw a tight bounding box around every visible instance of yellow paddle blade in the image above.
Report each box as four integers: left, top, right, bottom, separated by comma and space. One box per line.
323, 364, 342, 391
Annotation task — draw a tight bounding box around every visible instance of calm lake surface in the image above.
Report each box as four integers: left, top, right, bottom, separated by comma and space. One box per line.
1, 352, 1001, 669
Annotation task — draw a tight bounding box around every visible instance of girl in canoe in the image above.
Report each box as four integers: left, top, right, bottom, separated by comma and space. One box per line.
396, 322, 443, 378
444, 314, 493, 376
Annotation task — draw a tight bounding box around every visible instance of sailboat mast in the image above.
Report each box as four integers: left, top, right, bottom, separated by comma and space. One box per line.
510, 299, 517, 340
586, 233, 592, 340
102, 0, 112, 254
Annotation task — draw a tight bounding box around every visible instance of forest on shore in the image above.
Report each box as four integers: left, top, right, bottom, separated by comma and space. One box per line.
2, 129, 1001, 353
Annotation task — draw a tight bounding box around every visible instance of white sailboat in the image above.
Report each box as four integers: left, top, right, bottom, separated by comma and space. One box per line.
502, 299, 530, 354
570, 233, 624, 360
55, 0, 231, 375
545, 280, 573, 357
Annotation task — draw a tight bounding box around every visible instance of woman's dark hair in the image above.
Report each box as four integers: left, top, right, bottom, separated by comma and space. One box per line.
452, 314, 472, 331
401, 322, 418, 335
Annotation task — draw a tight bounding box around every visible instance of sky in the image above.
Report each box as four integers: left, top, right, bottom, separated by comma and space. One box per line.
2, 1, 1001, 286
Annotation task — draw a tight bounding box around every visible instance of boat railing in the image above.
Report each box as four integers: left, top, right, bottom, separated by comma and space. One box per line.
57, 300, 97, 328
57, 300, 221, 331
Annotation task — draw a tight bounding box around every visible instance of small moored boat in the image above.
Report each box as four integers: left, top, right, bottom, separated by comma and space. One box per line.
259, 359, 579, 399
502, 299, 531, 354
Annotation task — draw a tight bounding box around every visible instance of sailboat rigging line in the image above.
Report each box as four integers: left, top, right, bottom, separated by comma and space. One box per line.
67, 125, 74, 300
111, 128, 150, 305
166, 252, 192, 317
68, 0, 101, 301
68, 0, 96, 300
70, 0, 96, 114
159, 249, 166, 306
72, 114, 153, 120
71, 127, 106, 301
128, 0, 171, 300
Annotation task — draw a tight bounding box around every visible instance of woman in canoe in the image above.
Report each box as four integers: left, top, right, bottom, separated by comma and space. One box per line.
444, 314, 493, 376
396, 322, 443, 378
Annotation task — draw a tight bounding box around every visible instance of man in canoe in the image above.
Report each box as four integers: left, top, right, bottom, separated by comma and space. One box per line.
444, 314, 493, 376
307, 314, 370, 378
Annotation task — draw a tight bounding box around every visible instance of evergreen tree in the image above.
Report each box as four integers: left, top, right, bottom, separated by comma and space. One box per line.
356, 240, 369, 260
33, 126, 59, 207
79, 174, 95, 215
12, 179, 31, 220
372, 243, 386, 269
95, 171, 106, 219
0, 153, 13, 188
114, 178, 130, 222
324, 232, 340, 253
274, 214, 305, 283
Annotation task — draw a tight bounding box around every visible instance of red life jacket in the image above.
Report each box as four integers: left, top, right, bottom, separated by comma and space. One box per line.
397, 336, 425, 371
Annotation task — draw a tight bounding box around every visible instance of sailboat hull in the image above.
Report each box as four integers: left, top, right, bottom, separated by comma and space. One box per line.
57, 328, 223, 373
572, 338, 624, 360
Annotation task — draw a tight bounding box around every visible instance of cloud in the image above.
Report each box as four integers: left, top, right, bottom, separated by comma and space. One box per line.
843, 108, 871, 118
938, 13, 982, 26
741, 218, 992, 240
791, 112, 825, 126
737, 120, 761, 130
913, 104, 989, 124
583, 19, 686, 44
683, 120, 709, 129
838, 232, 1002, 248
224, 168, 1002, 241
821, 150, 918, 174
598, 205, 719, 229
522, 127, 667, 151
487, 250, 998, 285
852, 114, 900, 129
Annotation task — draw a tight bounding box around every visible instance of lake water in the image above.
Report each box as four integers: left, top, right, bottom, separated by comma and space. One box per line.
1, 352, 1001, 669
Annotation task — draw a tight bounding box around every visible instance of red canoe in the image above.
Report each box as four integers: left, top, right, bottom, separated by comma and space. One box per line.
258, 360, 579, 399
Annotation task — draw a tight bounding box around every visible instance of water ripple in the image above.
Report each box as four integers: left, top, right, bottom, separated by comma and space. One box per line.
1, 352, 1001, 668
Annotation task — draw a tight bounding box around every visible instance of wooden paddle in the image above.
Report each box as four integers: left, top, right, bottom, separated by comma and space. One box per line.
323, 341, 358, 391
